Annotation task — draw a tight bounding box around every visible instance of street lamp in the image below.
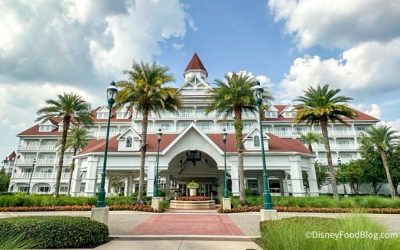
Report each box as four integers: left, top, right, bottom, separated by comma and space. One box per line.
154, 129, 162, 197
337, 157, 347, 195
27, 158, 36, 195
252, 81, 273, 210
96, 81, 118, 208
222, 128, 228, 198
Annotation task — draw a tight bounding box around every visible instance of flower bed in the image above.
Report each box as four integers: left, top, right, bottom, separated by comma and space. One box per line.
0, 204, 165, 213
175, 196, 211, 201
218, 205, 400, 214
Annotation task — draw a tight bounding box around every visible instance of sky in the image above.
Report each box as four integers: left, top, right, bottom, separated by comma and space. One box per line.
0, 0, 400, 156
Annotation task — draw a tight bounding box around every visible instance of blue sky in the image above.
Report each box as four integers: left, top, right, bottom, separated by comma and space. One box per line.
0, 0, 399, 156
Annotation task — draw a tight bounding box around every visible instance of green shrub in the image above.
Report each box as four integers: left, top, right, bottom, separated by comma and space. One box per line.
0, 216, 109, 248
260, 216, 400, 250
160, 200, 170, 210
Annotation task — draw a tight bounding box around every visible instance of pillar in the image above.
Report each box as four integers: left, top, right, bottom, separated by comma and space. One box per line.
282, 172, 289, 197
229, 159, 239, 196
85, 156, 98, 197
165, 175, 171, 199
70, 159, 82, 197
308, 161, 319, 197
124, 176, 129, 197
289, 155, 305, 197
146, 159, 156, 197
107, 173, 112, 195
127, 175, 133, 196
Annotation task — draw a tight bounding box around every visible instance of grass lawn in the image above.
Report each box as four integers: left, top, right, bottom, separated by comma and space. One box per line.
259, 216, 400, 250
230, 195, 400, 208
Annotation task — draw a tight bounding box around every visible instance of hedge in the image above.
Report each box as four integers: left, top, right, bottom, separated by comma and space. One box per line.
0, 216, 109, 249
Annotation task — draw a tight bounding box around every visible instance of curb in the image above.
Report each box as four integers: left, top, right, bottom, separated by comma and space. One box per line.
109, 235, 261, 241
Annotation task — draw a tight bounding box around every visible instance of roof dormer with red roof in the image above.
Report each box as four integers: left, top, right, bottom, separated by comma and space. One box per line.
181, 53, 211, 91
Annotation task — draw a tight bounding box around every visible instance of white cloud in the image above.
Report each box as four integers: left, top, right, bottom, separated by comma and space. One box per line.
268, 0, 400, 49
277, 39, 400, 102
354, 104, 381, 119
172, 43, 184, 50
0, 0, 192, 82
385, 119, 400, 132
0, 83, 96, 131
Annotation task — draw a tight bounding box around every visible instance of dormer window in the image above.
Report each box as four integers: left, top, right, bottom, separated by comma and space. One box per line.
39, 125, 53, 132
253, 135, 260, 147
282, 111, 295, 118
126, 137, 132, 148
266, 111, 278, 118
117, 112, 128, 119
97, 113, 108, 119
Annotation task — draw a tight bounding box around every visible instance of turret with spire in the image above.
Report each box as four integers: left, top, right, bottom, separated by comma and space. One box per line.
183, 53, 208, 82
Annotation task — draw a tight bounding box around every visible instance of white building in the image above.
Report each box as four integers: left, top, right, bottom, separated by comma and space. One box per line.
1, 151, 16, 174
8, 53, 379, 197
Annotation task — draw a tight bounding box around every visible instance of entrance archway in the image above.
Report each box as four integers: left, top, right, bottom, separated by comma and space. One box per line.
160, 150, 226, 198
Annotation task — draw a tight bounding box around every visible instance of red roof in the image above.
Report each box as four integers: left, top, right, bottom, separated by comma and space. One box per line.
17, 124, 61, 136
185, 53, 207, 72
79, 132, 310, 155
7, 151, 16, 160
264, 105, 379, 122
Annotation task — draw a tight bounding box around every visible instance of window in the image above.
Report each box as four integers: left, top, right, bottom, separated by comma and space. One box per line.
39, 125, 53, 132
80, 183, 86, 193
253, 135, 260, 147
265, 111, 277, 118
247, 179, 258, 189
38, 186, 50, 193
18, 186, 29, 192
59, 186, 68, 192
126, 137, 132, 148
96, 113, 108, 119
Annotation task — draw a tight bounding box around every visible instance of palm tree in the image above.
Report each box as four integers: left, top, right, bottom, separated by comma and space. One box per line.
116, 61, 181, 202
361, 125, 399, 198
294, 85, 355, 200
64, 127, 90, 196
36, 93, 92, 196
206, 72, 273, 205
299, 131, 323, 153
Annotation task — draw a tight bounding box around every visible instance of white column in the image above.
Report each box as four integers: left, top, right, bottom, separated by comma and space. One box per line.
127, 175, 133, 196
282, 171, 289, 196
308, 160, 319, 197
124, 176, 129, 197
85, 156, 98, 197
70, 159, 81, 197
229, 159, 239, 196
165, 175, 171, 199
289, 155, 305, 197
146, 159, 156, 197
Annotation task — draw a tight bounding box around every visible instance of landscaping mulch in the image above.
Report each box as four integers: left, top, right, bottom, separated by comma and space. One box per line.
218, 206, 400, 214
0, 204, 164, 213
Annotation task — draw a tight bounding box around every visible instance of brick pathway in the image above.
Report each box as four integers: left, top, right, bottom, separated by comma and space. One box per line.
129, 214, 245, 235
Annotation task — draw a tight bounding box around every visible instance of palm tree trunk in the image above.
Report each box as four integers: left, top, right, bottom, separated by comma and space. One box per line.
138, 108, 149, 202
54, 117, 70, 197
378, 149, 396, 198
320, 121, 339, 200
234, 109, 246, 206
308, 144, 313, 153
67, 148, 77, 196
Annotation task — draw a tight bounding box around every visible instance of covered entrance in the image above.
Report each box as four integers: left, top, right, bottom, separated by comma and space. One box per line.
160, 149, 226, 200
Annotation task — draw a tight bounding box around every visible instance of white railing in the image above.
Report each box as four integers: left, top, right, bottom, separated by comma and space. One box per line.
36, 158, 56, 165
16, 159, 36, 165
19, 145, 39, 151
63, 159, 73, 165
61, 173, 70, 179
334, 130, 356, 136
272, 131, 296, 137
40, 145, 57, 151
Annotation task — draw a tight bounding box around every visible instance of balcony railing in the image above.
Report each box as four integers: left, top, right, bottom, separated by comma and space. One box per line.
36, 158, 56, 165
12, 172, 70, 179
19, 145, 58, 151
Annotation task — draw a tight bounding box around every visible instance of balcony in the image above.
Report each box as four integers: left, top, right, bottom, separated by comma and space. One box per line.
36, 158, 56, 165
18, 145, 39, 151
12, 172, 70, 180
272, 131, 296, 137
40, 145, 57, 151
334, 130, 356, 137
16, 159, 36, 165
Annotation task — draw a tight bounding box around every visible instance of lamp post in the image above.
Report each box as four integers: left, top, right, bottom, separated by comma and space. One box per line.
338, 157, 347, 195
252, 82, 273, 210
27, 158, 36, 195
96, 81, 118, 208
154, 129, 162, 197
222, 128, 228, 198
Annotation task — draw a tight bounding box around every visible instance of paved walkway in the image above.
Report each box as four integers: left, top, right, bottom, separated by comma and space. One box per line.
129, 214, 244, 235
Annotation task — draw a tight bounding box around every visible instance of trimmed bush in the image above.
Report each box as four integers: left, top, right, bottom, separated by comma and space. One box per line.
260, 216, 400, 250
0, 216, 109, 249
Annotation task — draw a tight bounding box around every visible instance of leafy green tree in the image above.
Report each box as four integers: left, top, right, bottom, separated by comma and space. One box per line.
315, 163, 328, 188
388, 145, 400, 195
0, 169, 10, 192
36, 93, 92, 196
294, 85, 355, 200
337, 160, 364, 194
359, 140, 386, 194
206, 72, 273, 205
64, 127, 90, 196
116, 62, 181, 202
299, 131, 322, 153
361, 125, 399, 198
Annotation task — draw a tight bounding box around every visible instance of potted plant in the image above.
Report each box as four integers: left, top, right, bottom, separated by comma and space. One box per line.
187, 181, 199, 197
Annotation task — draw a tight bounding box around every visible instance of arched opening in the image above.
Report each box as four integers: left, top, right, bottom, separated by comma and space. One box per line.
160, 150, 229, 198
